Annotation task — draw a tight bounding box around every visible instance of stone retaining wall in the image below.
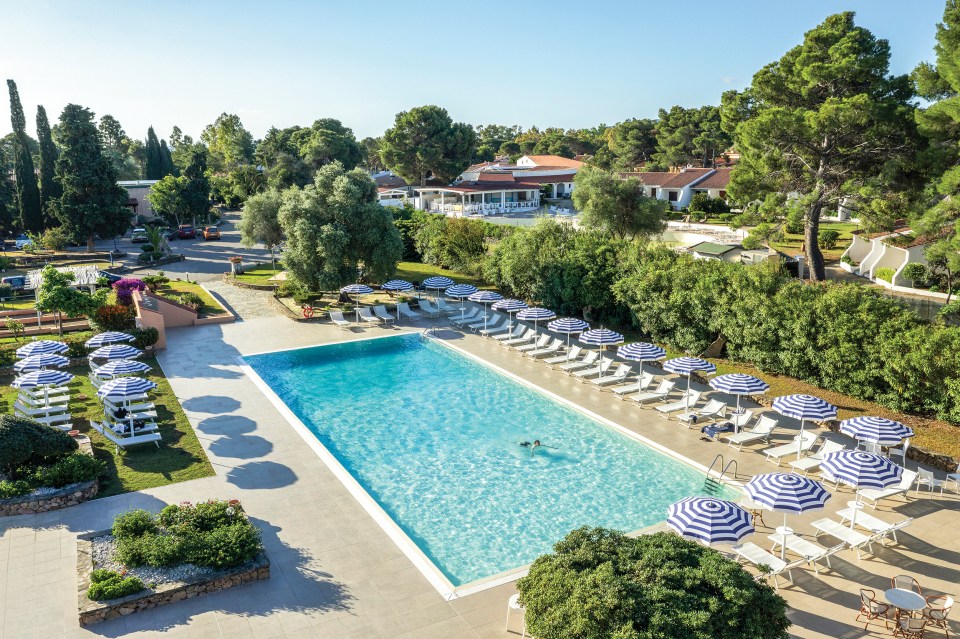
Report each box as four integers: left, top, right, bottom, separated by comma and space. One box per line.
76, 531, 270, 626
0, 435, 98, 517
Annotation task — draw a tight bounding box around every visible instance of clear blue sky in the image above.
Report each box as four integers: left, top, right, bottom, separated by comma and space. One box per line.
0, 0, 947, 142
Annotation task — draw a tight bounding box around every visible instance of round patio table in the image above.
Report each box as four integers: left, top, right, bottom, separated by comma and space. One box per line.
884, 588, 926, 621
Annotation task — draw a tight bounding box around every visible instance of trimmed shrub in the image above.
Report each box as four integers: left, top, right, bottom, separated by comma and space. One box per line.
114, 534, 154, 567
35, 452, 104, 488
0, 344, 17, 367
875, 267, 896, 283
91, 304, 136, 332
112, 509, 158, 539
0, 415, 78, 474
87, 570, 145, 601
195, 523, 262, 569
130, 327, 160, 349
902, 262, 927, 287
818, 229, 840, 249
63, 331, 94, 358
0, 479, 34, 499
141, 273, 169, 291
177, 292, 203, 311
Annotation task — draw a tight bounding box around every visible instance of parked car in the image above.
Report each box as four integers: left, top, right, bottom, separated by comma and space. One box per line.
1, 276, 26, 291
160, 228, 177, 240
203, 226, 221, 240
97, 271, 123, 284
177, 224, 196, 239
131, 228, 149, 243
14, 234, 33, 250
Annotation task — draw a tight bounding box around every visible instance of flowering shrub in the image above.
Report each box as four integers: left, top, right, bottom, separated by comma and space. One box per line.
112, 278, 147, 306
91, 304, 135, 331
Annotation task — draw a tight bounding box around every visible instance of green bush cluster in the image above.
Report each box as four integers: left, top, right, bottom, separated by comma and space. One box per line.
398, 210, 510, 276
0, 417, 104, 497
177, 292, 204, 310
90, 304, 136, 332
874, 267, 896, 282
129, 327, 160, 349
87, 569, 145, 601
33, 451, 104, 488
112, 500, 262, 571
818, 229, 841, 249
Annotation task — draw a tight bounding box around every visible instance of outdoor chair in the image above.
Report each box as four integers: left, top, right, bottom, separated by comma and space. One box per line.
328, 310, 351, 330
837, 509, 913, 546
397, 303, 421, 321
468, 312, 500, 332
769, 533, 843, 575
892, 575, 923, 596
373, 305, 394, 323
677, 398, 726, 427
812, 519, 875, 559
514, 334, 551, 353
633, 379, 675, 404
558, 350, 599, 373
479, 319, 510, 337
449, 308, 480, 326
923, 595, 953, 635
893, 617, 928, 639
724, 414, 779, 450
731, 542, 802, 590
790, 439, 846, 476
592, 364, 632, 387
857, 588, 891, 631
418, 299, 441, 318
947, 461, 960, 493
502, 328, 537, 347
545, 346, 581, 367
917, 469, 945, 495
858, 469, 918, 508
572, 357, 613, 380
490, 324, 524, 340
889, 438, 910, 465
528, 338, 563, 359
358, 307, 381, 324
655, 390, 701, 417
763, 432, 819, 466
611, 372, 654, 399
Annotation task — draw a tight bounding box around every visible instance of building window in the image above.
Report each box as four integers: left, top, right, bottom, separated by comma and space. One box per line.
650, 188, 657, 197
719, 190, 727, 199
668, 190, 678, 202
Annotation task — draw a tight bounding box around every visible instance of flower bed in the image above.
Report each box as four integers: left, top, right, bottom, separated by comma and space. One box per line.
77, 499, 268, 625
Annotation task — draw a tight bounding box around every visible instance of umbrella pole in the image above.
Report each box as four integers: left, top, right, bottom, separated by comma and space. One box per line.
797, 419, 805, 460
781, 513, 788, 559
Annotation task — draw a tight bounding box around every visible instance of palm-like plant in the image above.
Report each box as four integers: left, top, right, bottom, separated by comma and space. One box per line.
145, 227, 168, 254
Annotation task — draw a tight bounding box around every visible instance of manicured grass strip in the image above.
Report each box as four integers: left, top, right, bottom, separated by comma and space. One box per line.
394, 261, 491, 288
233, 265, 281, 284
768, 221, 860, 262
0, 358, 215, 497
154, 281, 228, 316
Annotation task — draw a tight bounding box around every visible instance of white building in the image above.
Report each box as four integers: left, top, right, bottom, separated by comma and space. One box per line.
620, 167, 730, 210
118, 180, 159, 219
841, 228, 949, 298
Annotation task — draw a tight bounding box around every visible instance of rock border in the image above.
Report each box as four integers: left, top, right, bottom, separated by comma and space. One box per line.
0, 435, 98, 517
76, 530, 270, 626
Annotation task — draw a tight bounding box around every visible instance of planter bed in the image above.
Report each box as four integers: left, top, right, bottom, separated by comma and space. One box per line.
77, 530, 269, 626
0, 434, 99, 517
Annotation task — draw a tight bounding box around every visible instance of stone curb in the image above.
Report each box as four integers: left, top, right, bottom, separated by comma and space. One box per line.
0, 436, 98, 517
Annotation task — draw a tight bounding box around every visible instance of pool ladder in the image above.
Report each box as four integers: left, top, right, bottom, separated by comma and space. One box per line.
704, 454, 738, 495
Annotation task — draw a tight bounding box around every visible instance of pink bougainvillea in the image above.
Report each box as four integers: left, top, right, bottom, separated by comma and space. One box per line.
112, 278, 147, 306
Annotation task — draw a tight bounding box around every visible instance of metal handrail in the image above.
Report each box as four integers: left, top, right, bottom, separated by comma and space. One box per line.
706, 454, 724, 480
718, 459, 739, 482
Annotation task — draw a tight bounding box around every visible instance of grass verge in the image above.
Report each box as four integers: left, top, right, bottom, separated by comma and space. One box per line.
394, 261, 490, 288
768, 221, 860, 262
154, 281, 228, 316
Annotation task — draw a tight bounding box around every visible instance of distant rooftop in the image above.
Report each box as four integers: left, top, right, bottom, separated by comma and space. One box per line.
117, 180, 159, 188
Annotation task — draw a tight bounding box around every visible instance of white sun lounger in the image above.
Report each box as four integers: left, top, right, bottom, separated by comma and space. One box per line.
836, 508, 913, 545
571, 357, 612, 379
558, 350, 599, 373
655, 390, 701, 416
502, 328, 537, 347
373, 305, 395, 323
763, 432, 819, 466
811, 518, 876, 558
397, 303, 422, 321
329, 310, 350, 330
611, 372, 655, 398
678, 398, 727, 426
490, 324, 524, 341
593, 364, 632, 387
91, 420, 161, 452
633, 379, 676, 404
478, 319, 509, 336
732, 542, 802, 590
358, 307, 381, 324
14, 400, 68, 418
723, 415, 779, 450
17, 392, 70, 407
856, 469, 918, 508
789, 440, 845, 475
730, 410, 755, 431
468, 313, 501, 332
449, 308, 480, 326
515, 334, 551, 353
435, 298, 457, 314
768, 533, 843, 575
418, 300, 441, 318
528, 338, 563, 358
545, 346, 581, 367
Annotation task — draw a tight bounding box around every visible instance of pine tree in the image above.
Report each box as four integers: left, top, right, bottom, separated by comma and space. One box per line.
144, 126, 162, 179
6, 80, 42, 232
52, 104, 131, 251
159, 139, 177, 177
36, 105, 61, 223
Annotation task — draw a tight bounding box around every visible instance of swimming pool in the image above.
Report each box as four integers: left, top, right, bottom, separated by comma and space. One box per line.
244, 334, 736, 593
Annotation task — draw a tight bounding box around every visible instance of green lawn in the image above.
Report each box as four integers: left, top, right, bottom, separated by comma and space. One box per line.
154, 281, 228, 316
768, 221, 860, 262
0, 358, 215, 497
234, 265, 281, 284
394, 261, 490, 288
0, 297, 36, 311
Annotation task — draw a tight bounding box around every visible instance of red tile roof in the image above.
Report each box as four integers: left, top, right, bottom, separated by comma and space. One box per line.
476, 173, 517, 182
692, 168, 732, 190
417, 181, 540, 193
522, 155, 585, 168
509, 174, 575, 184
621, 168, 714, 188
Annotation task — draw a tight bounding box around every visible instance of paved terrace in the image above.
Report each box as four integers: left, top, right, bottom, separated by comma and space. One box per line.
0, 311, 957, 638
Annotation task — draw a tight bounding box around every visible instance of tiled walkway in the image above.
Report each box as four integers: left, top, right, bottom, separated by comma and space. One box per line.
0, 314, 956, 638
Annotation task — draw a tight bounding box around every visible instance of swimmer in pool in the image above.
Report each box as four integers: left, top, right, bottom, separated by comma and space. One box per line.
520, 439, 556, 455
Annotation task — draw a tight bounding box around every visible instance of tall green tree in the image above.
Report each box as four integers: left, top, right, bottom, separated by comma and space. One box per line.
380, 105, 477, 186
159, 139, 176, 177
277, 162, 403, 291
52, 104, 131, 251
654, 105, 730, 169
201, 113, 254, 172
35, 265, 107, 335
35, 105, 62, 222
182, 144, 211, 224
572, 166, 668, 240
722, 12, 920, 281
360, 136, 385, 172
292, 118, 362, 171
97, 115, 127, 151
147, 175, 191, 227
6, 80, 42, 233
0, 146, 16, 234
239, 188, 284, 270
144, 126, 163, 179
608, 118, 657, 170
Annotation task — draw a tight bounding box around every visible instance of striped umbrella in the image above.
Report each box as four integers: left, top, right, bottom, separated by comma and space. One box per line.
93, 359, 153, 379
445, 284, 478, 319
617, 342, 666, 375
382, 280, 414, 321
96, 376, 157, 401
515, 307, 556, 337
16, 340, 68, 359
340, 284, 373, 323
667, 497, 754, 545
839, 416, 914, 447
422, 276, 454, 306
664, 357, 717, 411
89, 344, 143, 362
11, 369, 74, 405
821, 450, 903, 525
85, 331, 135, 348
468, 291, 503, 331
547, 317, 590, 351
709, 373, 770, 417
14, 353, 69, 373
744, 473, 831, 556
772, 394, 837, 458
492, 298, 528, 334
580, 328, 624, 379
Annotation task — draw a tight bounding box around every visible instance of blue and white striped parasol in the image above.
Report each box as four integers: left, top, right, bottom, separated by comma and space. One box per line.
340, 284, 374, 323
11, 369, 74, 389
93, 359, 153, 380
516, 307, 555, 336
467, 291, 503, 332
89, 344, 143, 361
85, 331, 135, 348
492, 298, 528, 333
16, 340, 68, 359
709, 373, 770, 414
839, 416, 914, 446
14, 353, 70, 373
547, 317, 590, 350
445, 284, 478, 318
382, 280, 414, 321
744, 472, 831, 556
421, 276, 454, 290
821, 450, 903, 491
772, 394, 837, 457
664, 357, 716, 410
667, 497, 754, 545
96, 376, 158, 401
580, 328, 624, 379
617, 342, 666, 362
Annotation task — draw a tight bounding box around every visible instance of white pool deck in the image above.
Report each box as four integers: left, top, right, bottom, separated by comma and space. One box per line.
0, 314, 956, 638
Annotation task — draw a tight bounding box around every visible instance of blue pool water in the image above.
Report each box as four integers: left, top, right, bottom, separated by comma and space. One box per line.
246, 334, 735, 587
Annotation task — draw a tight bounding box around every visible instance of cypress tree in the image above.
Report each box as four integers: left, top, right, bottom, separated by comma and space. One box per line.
159, 139, 177, 177
144, 126, 162, 179
6, 80, 42, 233
53, 104, 131, 252
35, 105, 61, 223
0, 146, 16, 234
